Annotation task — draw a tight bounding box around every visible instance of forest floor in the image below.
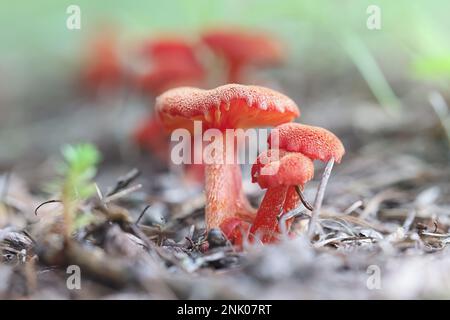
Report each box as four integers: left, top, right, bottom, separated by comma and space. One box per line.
1, 76, 450, 299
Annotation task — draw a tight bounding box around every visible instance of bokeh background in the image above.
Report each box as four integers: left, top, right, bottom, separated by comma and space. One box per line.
1, 0, 449, 168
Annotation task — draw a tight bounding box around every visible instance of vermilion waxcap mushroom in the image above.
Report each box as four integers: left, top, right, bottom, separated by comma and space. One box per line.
137, 38, 204, 95
84, 33, 122, 93
270, 123, 345, 163
249, 150, 314, 243
133, 38, 205, 180
133, 115, 205, 184
202, 30, 283, 83
251, 150, 314, 188
133, 116, 170, 163
156, 84, 299, 237
157, 84, 299, 132
268, 122, 345, 238
219, 217, 249, 247
141, 38, 200, 65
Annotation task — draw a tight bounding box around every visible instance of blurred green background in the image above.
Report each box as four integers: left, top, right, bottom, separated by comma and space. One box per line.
2, 0, 450, 103
1, 0, 450, 165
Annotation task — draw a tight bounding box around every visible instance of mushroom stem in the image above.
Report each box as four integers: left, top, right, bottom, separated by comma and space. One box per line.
205, 162, 238, 229
281, 186, 303, 231
249, 185, 289, 243
227, 62, 242, 83
307, 158, 335, 239
204, 137, 255, 230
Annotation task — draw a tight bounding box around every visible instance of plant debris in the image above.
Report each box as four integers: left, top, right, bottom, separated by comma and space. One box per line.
0, 112, 449, 299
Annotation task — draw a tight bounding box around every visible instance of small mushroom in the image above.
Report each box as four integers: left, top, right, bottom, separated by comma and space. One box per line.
249, 150, 314, 243
270, 123, 345, 163
156, 84, 299, 239
202, 30, 283, 83
268, 123, 345, 238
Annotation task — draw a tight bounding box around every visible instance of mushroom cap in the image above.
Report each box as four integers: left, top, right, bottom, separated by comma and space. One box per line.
142, 38, 198, 63
156, 84, 300, 132
142, 38, 203, 72
202, 30, 283, 66
269, 122, 345, 163
84, 34, 122, 90
137, 38, 204, 95
251, 149, 314, 189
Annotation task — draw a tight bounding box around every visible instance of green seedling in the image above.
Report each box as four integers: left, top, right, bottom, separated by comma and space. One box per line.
50, 143, 101, 239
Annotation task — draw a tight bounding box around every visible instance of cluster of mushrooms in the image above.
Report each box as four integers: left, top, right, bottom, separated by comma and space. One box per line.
83, 30, 283, 172
130, 30, 284, 176
84, 29, 282, 97
156, 84, 345, 246
84, 29, 344, 246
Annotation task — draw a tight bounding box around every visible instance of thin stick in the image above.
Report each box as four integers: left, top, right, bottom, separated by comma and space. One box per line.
280, 207, 311, 222
343, 200, 363, 215
106, 168, 141, 197
308, 158, 335, 239
295, 185, 314, 211
402, 209, 416, 232
135, 204, 151, 225
103, 184, 142, 203
278, 205, 311, 239
34, 199, 62, 216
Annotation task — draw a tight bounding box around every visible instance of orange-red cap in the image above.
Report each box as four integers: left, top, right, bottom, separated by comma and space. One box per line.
137, 38, 204, 95
156, 84, 299, 132
84, 34, 122, 91
269, 123, 345, 163
202, 30, 283, 67
142, 38, 198, 62
251, 150, 314, 189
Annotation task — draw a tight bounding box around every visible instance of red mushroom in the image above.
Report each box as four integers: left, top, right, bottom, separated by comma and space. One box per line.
133, 115, 170, 163
270, 123, 345, 163
141, 38, 200, 65
267, 122, 345, 238
249, 150, 314, 243
83, 33, 123, 94
202, 30, 283, 83
219, 216, 249, 247
84, 37, 123, 91
137, 38, 205, 95
133, 38, 206, 181
133, 115, 205, 184
156, 84, 299, 239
